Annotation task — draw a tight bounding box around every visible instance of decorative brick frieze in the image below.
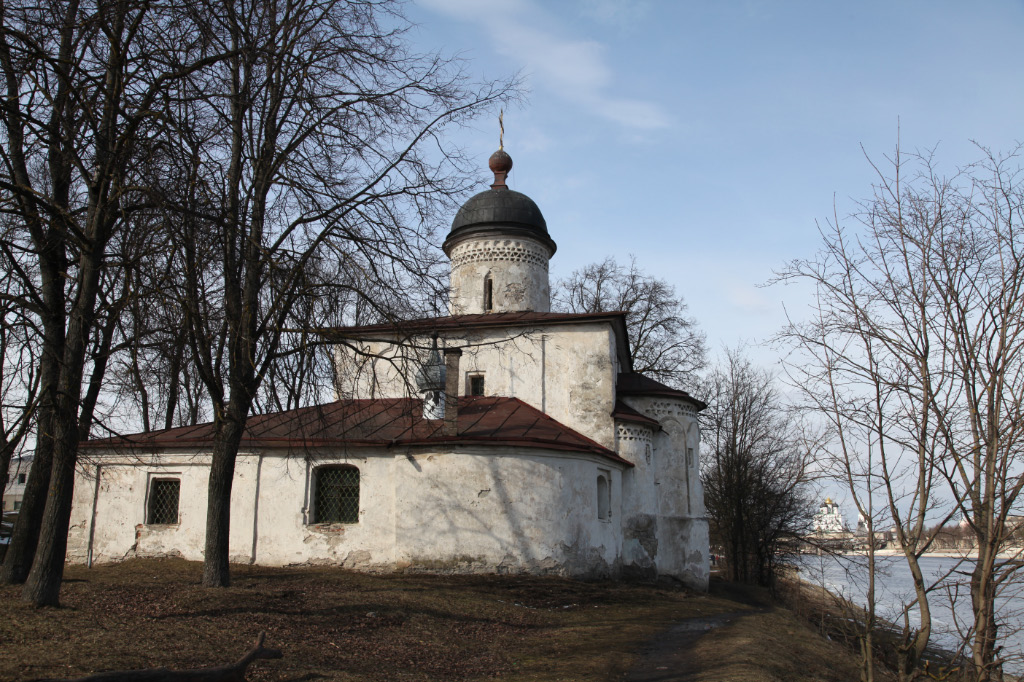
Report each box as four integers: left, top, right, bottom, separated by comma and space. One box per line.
450, 239, 550, 270
644, 400, 697, 420
616, 423, 653, 444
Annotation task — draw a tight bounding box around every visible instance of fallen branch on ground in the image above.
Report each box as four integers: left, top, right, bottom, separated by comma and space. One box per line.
35, 632, 283, 682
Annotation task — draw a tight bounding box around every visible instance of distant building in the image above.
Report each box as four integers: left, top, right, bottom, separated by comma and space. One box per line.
3, 456, 32, 512
813, 498, 846, 534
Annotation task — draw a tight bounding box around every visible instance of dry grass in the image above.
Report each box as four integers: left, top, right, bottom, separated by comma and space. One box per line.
672, 581, 872, 682
777, 575, 972, 682
687, 603, 869, 681
0, 560, 867, 682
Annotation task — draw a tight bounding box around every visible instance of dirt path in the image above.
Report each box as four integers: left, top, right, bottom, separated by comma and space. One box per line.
623, 609, 759, 681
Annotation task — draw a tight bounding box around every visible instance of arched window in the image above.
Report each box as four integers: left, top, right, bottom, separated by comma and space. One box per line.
597, 473, 610, 521
314, 466, 360, 524
483, 275, 493, 312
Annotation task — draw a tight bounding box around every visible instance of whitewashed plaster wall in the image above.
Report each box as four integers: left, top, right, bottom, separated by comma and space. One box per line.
448, 236, 553, 314
615, 421, 660, 579
335, 323, 620, 449
67, 446, 627, 578
620, 395, 709, 590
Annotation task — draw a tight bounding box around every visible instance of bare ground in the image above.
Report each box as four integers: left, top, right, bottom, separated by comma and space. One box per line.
0, 559, 867, 682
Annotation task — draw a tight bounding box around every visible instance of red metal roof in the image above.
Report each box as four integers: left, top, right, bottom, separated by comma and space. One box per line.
82, 396, 632, 466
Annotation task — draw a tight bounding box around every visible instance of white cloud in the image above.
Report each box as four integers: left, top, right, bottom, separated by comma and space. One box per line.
419, 0, 671, 131
577, 0, 651, 28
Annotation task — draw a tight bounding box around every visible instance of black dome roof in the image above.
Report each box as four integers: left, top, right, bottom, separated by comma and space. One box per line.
453, 188, 547, 233
443, 188, 556, 255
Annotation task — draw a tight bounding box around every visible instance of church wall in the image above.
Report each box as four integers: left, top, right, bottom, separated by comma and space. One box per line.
619, 395, 709, 590
67, 454, 212, 564
616, 421, 660, 580
390, 449, 621, 576
336, 323, 620, 450
67, 446, 627, 578
253, 450, 398, 567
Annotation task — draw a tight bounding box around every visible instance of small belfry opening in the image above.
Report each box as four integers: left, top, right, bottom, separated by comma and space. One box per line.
483, 275, 493, 312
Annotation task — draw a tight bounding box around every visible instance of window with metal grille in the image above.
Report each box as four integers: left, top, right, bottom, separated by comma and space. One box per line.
148, 479, 180, 524
468, 374, 485, 396
314, 467, 359, 524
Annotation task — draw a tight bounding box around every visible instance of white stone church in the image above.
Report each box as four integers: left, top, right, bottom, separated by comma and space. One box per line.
67, 147, 710, 589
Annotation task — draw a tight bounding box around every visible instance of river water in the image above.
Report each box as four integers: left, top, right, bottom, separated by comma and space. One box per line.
797, 554, 1024, 673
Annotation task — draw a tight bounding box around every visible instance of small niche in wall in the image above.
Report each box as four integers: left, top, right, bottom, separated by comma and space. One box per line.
597, 470, 611, 521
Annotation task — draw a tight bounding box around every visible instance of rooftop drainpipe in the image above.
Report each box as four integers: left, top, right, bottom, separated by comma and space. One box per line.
443, 347, 462, 436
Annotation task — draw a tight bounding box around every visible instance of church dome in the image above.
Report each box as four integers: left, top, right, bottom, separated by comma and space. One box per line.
442, 149, 556, 256
450, 188, 548, 233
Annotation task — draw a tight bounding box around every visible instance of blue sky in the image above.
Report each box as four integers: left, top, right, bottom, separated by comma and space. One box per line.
408, 0, 1024, 372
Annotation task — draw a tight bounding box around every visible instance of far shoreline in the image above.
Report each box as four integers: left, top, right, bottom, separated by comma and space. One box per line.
804, 547, 1023, 560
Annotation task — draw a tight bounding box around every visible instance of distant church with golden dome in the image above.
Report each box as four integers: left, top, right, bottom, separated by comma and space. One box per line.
66, 145, 711, 590
813, 498, 847, 534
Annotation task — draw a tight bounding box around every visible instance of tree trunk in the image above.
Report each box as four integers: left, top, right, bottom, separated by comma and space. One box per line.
202, 413, 246, 587
78, 309, 119, 441
1, 244, 64, 586
0, 402, 55, 585
164, 331, 186, 430
20, 426, 76, 606
970, 546, 1000, 682
22, 233, 108, 605
21, 332, 96, 605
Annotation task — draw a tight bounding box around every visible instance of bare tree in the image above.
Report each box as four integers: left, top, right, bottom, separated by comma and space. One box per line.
96, 217, 212, 435
0, 0, 225, 605
155, 0, 517, 587
699, 349, 814, 588
777, 142, 1024, 682
553, 256, 706, 387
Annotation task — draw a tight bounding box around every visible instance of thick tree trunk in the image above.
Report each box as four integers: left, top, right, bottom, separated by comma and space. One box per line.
0, 444, 11, 514
20, 425, 76, 606
22, 319, 97, 605
22, 231, 107, 605
202, 413, 246, 587
0, 402, 55, 585
1, 246, 64, 586
0, 0, 73, 587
